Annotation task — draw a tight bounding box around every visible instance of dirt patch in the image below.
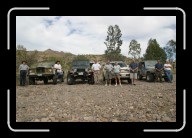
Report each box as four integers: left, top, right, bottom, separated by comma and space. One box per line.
16, 75, 176, 122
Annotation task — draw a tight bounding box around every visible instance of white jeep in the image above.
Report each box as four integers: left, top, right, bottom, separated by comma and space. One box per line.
102, 61, 132, 84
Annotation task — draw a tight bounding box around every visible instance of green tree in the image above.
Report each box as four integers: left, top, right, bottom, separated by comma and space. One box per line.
16, 45, 38, 69
104, 25, 123, 61
144, 38, 167, 63
163, 39, 176, 60
16, 45, 27, 68
103, 51, 126, 61
128, 39, 141, 59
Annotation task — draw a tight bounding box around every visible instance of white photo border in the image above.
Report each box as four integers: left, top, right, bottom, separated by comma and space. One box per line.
10, 6, 183, 133
143, 7, 186, 132
8, 7, 50, 132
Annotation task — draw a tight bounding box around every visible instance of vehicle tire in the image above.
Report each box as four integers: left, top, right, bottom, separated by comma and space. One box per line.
29, 77, 35, 85
170, 74, 173, 81
44, 78, 48, 84
137, 72, 143, 80
127, 78, 132, 84
67, 74, 75, 85
61, 77, 64, 82
146, 73, 154, 82
103, 74, 105, 81
164, 77, 169, 82
88, 75, 94, 84
62, 71, 65, 82
53, 75, 58, 85
111, 78, 115, 84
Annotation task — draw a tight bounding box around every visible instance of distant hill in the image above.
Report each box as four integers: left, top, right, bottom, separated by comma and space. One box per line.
27, 49, 134, 65
27, 49, 74, 62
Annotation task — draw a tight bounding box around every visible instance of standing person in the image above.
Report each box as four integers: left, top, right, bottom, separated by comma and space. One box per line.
19, 61, 29, 86
141, 63, 145, 76
164, 60, 173, 83
54, 61, 63, 82
104, 60, 113, 86
113, 62, 122, 86
155, 60, 163, 82
129, 59, 138, 85
92, 60, 101, 84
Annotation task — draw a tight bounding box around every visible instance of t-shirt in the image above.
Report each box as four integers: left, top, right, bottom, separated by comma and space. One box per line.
19, 64, 29, 71
104, 64, 113, 72
54, 64, 62, 72
92, 63, 101, 71
129, 62, 138, 73
155, 63, 163, 70
113, 65, 121, 73
164, 63, 172, 71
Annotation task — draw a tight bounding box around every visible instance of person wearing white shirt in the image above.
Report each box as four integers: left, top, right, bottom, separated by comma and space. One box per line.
19, 61, 29, 86
54, 61, 63, 82
164, 60, 172, 83
91, 60, 101, 84
114, 62, 121, 86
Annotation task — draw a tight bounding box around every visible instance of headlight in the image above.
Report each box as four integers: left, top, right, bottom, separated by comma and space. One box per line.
73, 69, 77, 72
49, 69, 52, 72
85, 68, 88, 72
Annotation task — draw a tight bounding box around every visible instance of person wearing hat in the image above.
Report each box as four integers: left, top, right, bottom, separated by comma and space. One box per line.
19, 61, 29, 86
54, 61, 63, 82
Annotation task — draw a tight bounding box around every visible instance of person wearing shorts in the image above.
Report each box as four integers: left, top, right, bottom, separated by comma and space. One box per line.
104, 60, 113, 86
113, 62, 121, 86
129, 59, 138, 85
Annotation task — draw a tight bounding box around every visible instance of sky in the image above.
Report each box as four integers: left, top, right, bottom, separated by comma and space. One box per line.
16, 16, 176, 57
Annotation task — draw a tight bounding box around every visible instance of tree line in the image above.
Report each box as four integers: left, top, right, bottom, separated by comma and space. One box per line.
104, 25, 176, 63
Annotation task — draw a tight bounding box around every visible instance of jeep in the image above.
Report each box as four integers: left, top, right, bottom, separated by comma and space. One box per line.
137, 60, 172, 82
28, 61, 64, 85
102, 61, 132, 84
67, 60, 94, 85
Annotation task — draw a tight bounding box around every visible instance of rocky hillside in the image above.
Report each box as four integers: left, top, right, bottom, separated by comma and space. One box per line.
27, 49, 133, 64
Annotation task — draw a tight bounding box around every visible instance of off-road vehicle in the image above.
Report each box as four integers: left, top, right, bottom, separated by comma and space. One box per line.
67, 60, 94, 85
28, 61, 64, 85
137, 60, 172, 82
102, 61, 132, 84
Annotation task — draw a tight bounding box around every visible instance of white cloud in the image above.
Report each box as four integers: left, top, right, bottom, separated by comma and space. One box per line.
16, 16, 176, 57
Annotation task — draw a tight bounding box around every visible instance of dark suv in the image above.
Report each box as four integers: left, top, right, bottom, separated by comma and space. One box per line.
137, 60, 172, 82
67, 60, 94, 85
28, 61, 64, 85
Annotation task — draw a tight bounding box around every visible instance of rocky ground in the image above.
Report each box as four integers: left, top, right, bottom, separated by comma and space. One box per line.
16, 75, 176, 122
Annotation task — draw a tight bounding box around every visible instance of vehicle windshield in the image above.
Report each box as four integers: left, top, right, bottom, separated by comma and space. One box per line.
145, 60, 156, 67
72, 61, 90, 66
111, 62, 127, 67
31, 62, 55, 68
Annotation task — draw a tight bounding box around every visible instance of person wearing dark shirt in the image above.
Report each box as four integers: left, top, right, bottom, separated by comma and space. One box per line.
129, 59, 138, 85
155, 60, 163, 82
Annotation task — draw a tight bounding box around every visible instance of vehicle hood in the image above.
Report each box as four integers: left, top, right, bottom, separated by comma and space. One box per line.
72, 66, 89, 69
120, 67, 129, 70
146, 66, 156, 72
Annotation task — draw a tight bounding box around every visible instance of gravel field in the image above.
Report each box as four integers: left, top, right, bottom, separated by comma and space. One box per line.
16, 75, 176, 122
